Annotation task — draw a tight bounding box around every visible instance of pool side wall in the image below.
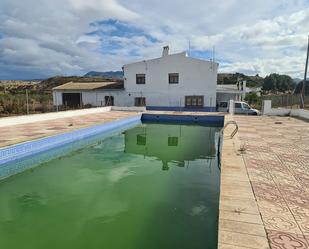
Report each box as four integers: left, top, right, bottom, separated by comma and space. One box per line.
142, 113, 224, 126
146, 106, 217, 112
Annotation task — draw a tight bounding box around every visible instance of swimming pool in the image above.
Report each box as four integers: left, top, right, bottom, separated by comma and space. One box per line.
0, 121, 221, 249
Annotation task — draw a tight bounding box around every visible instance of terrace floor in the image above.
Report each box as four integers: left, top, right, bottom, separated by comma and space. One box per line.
0, 111, 138, 148
219, 115, 309, 249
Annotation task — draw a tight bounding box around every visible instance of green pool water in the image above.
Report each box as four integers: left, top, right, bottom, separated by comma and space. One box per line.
0, 123, 221, 249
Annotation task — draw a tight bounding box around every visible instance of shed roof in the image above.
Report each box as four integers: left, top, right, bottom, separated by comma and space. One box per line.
52, 81, 124, 91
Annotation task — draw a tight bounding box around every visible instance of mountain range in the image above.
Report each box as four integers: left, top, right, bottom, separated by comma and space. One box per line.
84, 71, 123, 78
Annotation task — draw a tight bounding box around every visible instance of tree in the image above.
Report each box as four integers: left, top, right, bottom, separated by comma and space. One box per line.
263, 74, 277, 92
244, 92, 259, 104
277, 75, 295, 92
262, 73, 295, 93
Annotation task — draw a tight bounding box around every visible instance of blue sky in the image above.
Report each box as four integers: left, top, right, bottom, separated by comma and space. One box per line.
0, 0, 309, 79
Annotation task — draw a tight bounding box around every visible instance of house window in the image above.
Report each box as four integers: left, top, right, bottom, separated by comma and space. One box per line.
185, 96, 204, 108
136, 74, 146, 84
135, 97, 146, 106
169, 73, 179, 84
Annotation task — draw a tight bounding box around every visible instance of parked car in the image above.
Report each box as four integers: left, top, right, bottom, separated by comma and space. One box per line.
218, 101, 260, 115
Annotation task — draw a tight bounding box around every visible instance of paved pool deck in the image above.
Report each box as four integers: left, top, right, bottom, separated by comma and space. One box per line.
0, 110, 139, 148
0, 110, 308, 249
219, 115, 309, 249
0, 110, 225, 148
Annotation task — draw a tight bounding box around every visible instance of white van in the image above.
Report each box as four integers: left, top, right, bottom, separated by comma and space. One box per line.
218, 101, 260, 115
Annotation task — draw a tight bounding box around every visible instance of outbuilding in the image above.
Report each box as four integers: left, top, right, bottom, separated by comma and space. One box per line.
52, 81, 124, 108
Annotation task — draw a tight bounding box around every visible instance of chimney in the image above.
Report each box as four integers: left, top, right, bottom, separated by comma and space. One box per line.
162, 46, 169, 57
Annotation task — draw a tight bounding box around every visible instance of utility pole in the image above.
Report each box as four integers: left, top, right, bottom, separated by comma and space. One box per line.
301, 35, 309, 108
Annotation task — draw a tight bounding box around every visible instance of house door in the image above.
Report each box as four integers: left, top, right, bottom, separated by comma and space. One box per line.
105, 96, 114, 106
62, 93, 81, 108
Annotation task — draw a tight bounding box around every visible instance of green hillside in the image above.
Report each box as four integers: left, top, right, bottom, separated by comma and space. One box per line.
218, 73, 264, 87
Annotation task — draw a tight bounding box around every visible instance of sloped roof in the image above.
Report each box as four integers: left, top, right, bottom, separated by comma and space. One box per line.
52, 81, 124, 91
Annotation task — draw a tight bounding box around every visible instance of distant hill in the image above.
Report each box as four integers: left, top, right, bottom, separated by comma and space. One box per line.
218, 73, 264, 88
84, 71, 123, 78
0, 76, 124, 93
293, 78, 302, 84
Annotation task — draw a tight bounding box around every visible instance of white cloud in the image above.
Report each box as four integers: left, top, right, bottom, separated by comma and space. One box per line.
220, 56, 305, 76
0, 0, 138, 78
69, 0, 138, 20
193, 7, 309, 77
0, 0, 308, 79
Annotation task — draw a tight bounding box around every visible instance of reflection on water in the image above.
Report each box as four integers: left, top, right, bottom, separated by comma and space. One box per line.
124, 123, 220, 171
0, 123, 221, 249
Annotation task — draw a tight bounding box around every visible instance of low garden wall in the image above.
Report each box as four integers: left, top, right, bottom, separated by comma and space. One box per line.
263, 100, 309, 119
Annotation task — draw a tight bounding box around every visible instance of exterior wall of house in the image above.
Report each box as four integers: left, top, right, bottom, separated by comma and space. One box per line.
53, 90, 126, 107
216, 92, 244, 103
81, 91, 126, 106
53, 91, 63, 106
123, 52, 218, 111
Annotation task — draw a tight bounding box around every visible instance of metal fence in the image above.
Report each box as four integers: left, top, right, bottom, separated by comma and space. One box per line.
260, 94, 309, 109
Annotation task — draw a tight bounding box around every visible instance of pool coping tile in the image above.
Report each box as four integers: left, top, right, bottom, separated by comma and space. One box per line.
218, 115, 269, 249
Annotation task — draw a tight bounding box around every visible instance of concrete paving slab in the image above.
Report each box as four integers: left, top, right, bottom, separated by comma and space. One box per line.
219, 115, 309, 249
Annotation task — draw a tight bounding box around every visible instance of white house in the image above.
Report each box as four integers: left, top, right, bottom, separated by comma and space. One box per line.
53, 46, 219, 111
122, 46, 218, 111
